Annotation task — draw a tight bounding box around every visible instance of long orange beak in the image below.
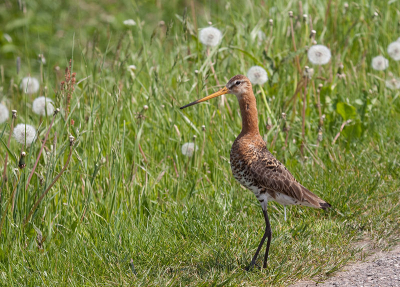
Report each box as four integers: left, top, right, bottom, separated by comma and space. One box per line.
180, 87, 229, 109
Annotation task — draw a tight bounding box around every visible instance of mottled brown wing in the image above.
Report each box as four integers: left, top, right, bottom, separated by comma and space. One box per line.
249, 147, 328, 208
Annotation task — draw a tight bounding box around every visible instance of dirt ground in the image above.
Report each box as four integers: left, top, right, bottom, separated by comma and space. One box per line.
292, 244, 400, 287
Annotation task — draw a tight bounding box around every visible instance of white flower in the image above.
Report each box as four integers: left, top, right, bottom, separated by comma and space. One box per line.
181, 142, 198, 157
123, 19, 136, 26
387, 42, 400, 60
307, 45, 331, 65
247, 66, 268, 85
0, 103, 9, 124
371, 55, 389, 71
32, 97, 55, 116
385, 78, 400, 90
199, 27, 222, 47
128, 65, 136, 71
20, 77, 40, 94
13, 124, 36, 146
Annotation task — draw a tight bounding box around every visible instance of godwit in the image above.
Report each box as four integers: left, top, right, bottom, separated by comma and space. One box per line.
180, 75, 331, 269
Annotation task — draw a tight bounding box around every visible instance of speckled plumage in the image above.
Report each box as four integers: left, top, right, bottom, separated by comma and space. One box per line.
230, 134, 329, 210
180, 74, 330, 269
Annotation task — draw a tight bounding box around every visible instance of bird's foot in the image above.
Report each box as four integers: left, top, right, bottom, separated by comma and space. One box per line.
244, 262, 261, 271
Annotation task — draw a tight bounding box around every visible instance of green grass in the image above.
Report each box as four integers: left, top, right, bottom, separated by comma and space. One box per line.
1, 0, 400, 285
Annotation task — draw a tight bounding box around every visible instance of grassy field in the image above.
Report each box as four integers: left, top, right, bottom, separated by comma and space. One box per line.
1, 0, 400, 285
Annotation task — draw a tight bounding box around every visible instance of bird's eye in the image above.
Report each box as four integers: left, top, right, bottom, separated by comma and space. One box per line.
235, 81, 241, 85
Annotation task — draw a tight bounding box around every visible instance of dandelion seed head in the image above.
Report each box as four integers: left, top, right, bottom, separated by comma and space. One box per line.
181, 142, 198, 157
20, 77, 40, 94
199, 27, 222, 47
38, 54, 46, 64
128, 65, 136, 71
307, 45, 331, 65
387, 42, 400, 61
13, 124, 36, 146
303, 66, 314, 79
385, 78, 400, 90
0, 103, 9, 124
247, 66, 268, 85
371, 55, 389, 71
32, 97, 55, 116
123, 19, 136, 26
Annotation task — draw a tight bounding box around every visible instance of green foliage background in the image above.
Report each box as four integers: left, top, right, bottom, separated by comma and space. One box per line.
0, 0, 400, 285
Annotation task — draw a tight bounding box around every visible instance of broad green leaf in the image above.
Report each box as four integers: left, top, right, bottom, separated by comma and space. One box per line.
337, 102, 357, 121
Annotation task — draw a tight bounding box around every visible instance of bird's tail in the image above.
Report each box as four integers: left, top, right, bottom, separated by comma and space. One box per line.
300, 184, 331, 210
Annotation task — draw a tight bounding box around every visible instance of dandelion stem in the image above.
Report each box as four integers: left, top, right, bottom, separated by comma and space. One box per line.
265, 20, 274, 55
24, 146, 73, 227
25, 112, 58, 190
0, 171, 21, 236
206, 49, 233, 119
301, 77, 309, 157
1, 115, 16, 196
198, 127, 206, 170
138, 143, 148, 164
260, 86, 274, 123
289, 16, 302, 73
332, 120, 352, 145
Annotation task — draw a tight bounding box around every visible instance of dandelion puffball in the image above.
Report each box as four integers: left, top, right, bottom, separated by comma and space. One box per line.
20, 77, 40, 94
123, 19, 136, 26
128, 65, 136, 71
13, 124, 36, 146
387, 42, 400, 61
386, 78, 400, 90
32, 97, 55, 116
371, 55, 389, 71
181, 142, 198, 157
307, 45, 331, 65
247, 66, 268, 85
199, 27, 222, 47
0, 103, 9, 124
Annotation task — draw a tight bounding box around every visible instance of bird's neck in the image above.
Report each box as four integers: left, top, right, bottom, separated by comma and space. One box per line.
238, 93, 260, 137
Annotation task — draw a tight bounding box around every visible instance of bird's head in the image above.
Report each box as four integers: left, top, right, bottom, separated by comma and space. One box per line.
180, 75, 252, 109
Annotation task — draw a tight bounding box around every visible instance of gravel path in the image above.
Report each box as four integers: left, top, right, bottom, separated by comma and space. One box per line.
292, 244, 400, 287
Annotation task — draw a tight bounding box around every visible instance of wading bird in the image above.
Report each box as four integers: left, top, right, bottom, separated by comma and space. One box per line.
180, 75, 330, 269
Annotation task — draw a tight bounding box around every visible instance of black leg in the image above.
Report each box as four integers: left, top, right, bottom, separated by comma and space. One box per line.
262, 209, 272, 268
247, 208, 272, 270
247, 226, 268, 270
